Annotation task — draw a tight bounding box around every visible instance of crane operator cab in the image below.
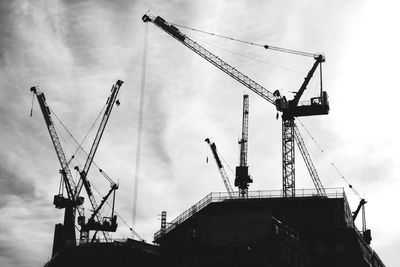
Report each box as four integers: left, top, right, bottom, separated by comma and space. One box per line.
275, 91, 329, 119
275, 54, 329, 120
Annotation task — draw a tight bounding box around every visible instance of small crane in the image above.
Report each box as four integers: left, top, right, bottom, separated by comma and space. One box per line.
235, 95, 252, 197
205, 138, 235, 198
352, 198, 371, 244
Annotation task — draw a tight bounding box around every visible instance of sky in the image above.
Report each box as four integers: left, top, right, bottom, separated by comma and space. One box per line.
0, 0, 399, 266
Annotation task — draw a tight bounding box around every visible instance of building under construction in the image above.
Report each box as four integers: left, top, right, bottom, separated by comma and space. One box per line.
38, 12, 386, 267
44, 189, 385, 267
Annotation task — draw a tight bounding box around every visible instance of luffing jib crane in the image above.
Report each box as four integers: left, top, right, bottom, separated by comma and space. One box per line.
235, 94, 252, 197
205, 138, 235, 197
142, 14, 329, 197
30, 86, 84, 254
75, 80, 123, 242
352, 198, 371, 244
31, 80, 123, 251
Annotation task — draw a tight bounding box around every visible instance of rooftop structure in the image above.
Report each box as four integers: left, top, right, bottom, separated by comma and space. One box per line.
154, 188, 385, 267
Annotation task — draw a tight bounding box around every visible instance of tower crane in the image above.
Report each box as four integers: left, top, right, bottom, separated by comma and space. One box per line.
75, 80, 123, 242
142, 14, 329, 197
205, 138, 235, 198
235, 94, 252, 197
31, 80, 123, 249
30, 86, 84, 253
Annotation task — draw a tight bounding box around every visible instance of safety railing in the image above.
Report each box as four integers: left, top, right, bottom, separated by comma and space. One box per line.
154, 188, 345, 240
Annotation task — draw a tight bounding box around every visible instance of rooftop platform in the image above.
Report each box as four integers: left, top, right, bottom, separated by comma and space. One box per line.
154, 188, 385, 267
154, 188, 349, 240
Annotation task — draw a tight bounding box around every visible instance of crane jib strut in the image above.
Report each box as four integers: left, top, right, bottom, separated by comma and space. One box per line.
142, 14, 329, 197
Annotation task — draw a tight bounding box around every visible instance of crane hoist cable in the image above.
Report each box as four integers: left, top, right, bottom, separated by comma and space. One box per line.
132, 22, 149, 229
70, 102, 107, 162
296, 118, 324, 153
49, 104, 117, 186
331, 162, 362, 199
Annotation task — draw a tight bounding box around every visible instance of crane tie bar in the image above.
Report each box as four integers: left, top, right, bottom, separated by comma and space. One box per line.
170, 22, 321, 58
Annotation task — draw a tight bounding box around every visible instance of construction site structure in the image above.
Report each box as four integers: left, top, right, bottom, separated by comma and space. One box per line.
152, 188, 385, 267
40, 14, 385, 267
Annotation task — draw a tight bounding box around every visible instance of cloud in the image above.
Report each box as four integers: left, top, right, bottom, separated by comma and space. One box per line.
0, 165, 36, 208
0, 0, 397, 266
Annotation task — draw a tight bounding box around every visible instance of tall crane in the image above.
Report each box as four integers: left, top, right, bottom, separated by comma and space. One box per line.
142, 14, 329, 197
75, 80, 123, 242
235, 94, 252, 197
205, 138, 235, 197
30, 86, 84, 253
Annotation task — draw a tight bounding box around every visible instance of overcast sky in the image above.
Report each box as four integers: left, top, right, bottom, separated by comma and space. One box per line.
0, 0, 399, 266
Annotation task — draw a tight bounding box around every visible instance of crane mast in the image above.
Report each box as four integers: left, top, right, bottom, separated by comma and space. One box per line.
143, 14, 329, 197
235, 95, 252, 197
205, 138, 235, 197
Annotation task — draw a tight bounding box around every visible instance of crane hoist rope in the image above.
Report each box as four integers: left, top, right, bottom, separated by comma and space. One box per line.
132, 21, 149, 229
296, 118, 324, 153
331, 162, 362, 199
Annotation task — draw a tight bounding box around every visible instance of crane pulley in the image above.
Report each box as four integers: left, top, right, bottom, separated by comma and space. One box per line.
143, 14, 329, 197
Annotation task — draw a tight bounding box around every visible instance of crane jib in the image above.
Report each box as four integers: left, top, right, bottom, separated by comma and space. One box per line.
142, 14, 277, 106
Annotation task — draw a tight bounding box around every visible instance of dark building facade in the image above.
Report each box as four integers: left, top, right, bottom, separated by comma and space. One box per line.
154, 189, 385, 267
